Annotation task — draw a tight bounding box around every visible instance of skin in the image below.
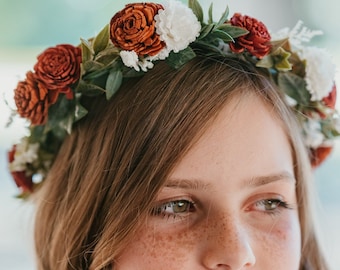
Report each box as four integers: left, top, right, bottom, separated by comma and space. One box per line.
115, 94, 301, 269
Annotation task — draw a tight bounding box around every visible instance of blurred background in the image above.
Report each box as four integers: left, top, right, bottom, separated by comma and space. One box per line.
1, 0, 339, 269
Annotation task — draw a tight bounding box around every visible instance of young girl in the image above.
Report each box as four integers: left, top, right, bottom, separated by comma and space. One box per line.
8, 1, 338, 269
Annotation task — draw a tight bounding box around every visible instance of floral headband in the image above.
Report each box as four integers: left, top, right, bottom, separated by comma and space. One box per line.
7, 0, 339, 197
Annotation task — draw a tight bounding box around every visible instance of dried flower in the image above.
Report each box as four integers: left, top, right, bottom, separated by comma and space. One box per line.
301, 46, 336, 101
322, 84, 337, 109
155, 0, 201, 53
110, 3, 165, 56
310, 146, 333, 168
229, 13, 271, 58
8, 145, 34, 193
14, 71, 49, 125
34, 44, 81, 100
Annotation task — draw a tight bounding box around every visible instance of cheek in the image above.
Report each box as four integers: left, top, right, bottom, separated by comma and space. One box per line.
255, 213, 301, 268
115, 223, 202, 269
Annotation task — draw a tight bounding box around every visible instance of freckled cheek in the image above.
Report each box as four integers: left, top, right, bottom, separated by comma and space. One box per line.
255, 214, 301, 266
120, 223, 203, 267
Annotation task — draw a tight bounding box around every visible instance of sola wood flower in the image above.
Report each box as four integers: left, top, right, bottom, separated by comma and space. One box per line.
110, 3, 165, 56
229, 13, 271, 58
34, 44, 81, 100
310, 146, 333, 168
155, 0, 201, 53
323, 84, 337, 109
14, 71, 49, 125
8, 145, 34, 193
301, 46, 336, 101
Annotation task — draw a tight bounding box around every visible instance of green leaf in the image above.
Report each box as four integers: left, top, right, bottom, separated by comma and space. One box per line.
217, 24, 248, 38
272, 47, 292, 71
166, 47, 196, 69
256, 55, 274, 69
216, 5, 229, 28
208, 3, 213, 24
80, 38, 94, 63
188, 0, 204, 23
278, 72, 311, 106
74, 102, 88, 121
198, 24, 215, 39
83, 60, 105, 73
209, 29, 234, 42
93, 24, 110, 55
76, 79, 106, 96
105, 69, 123, 100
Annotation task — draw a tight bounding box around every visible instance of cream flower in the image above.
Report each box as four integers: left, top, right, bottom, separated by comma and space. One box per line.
303, 118, 325, 148
120, 50, 140, 71
9, 137, 39, 172
155, 0, 201, 53
301, 47, 336, 101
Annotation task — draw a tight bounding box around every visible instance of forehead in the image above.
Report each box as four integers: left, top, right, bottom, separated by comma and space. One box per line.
170, 93, 293, 186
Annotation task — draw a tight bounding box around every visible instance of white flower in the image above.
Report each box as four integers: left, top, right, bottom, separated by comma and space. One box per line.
9, 137, 39, 172
155, 0, 201, 53
120, 50, 140, 71
303, 118, 325, 148
301, 46, 336, 101
138, 58, 154, 72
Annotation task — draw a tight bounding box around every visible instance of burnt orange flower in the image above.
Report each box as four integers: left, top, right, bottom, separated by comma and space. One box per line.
8, 145, 34, 193
322, 83, 337, 109
229, 13, 271, 58
34, 44, 81, 99
14, 72, 49, 125
110, 3, 165, 56
310, 146, 333, 168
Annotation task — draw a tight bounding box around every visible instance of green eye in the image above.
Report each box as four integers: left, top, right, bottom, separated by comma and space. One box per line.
172, 200, 191, 213
151, 199, 195, 217
262, 199, 281, 210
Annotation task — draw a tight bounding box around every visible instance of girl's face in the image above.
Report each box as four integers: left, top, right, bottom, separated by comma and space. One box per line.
116, 95, 301, 269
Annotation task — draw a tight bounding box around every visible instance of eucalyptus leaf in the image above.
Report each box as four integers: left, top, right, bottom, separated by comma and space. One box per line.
166, 47, 196, 69
105, 69, 123, 100
208, 3, 213, 24
217, 25, 248, 38
209, 29, 234, 42
83, 60, 105, 73
188, 0, 204, 23
80, 38, 94, 63
93, 24, 110, 55
76, 80, 106, 96
216, 5, 229, 28
278, 73, 311, 106
198, 24, 215, 40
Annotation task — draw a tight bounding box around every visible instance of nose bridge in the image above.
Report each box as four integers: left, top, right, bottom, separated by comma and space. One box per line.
202, 212, 256, 269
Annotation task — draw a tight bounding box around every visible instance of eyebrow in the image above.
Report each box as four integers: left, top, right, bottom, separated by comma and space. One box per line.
164, 171, 296, 190
164, 178, 212, 190
242, 171, 296, 188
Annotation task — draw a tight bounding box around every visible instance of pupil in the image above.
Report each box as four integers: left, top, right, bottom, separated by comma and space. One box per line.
173, 201, 188, 213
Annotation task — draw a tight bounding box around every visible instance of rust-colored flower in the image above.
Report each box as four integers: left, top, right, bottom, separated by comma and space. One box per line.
8, 145, 34, 193
310, 146, 333, 168
322, 83, 337, 109
229, 13, 271, 58
34, 44, 82, 99
14, 71, 49, 125
110, 3, 165, 56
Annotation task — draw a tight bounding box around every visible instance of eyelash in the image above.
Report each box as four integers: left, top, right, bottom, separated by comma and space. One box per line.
151, 198, 292, 220
252, 198, 292, 216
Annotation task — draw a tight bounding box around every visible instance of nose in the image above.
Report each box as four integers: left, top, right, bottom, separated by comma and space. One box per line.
201, 216, 256, 269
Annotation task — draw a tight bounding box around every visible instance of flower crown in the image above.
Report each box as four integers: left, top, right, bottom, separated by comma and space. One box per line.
7, 0, 339, 197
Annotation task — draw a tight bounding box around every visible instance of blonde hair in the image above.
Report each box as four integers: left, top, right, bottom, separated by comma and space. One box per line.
34, 56, 328, 269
